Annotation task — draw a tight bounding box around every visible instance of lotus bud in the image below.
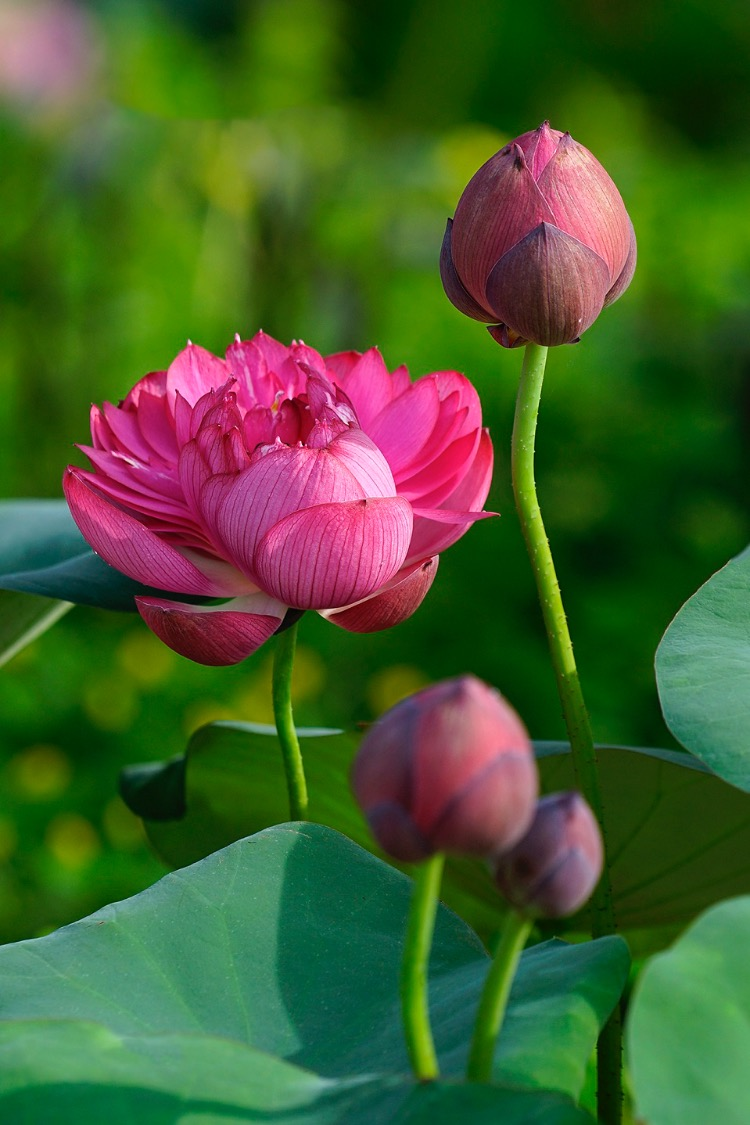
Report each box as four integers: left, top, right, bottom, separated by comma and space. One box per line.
492, 792, 603, 918
351, 675, 538, 863
440, 121, 636, 348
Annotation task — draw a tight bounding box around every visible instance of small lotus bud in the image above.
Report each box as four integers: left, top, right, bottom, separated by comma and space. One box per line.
492, 792, 603, 918
351, 675, 538, 863
440, 121, 636, 348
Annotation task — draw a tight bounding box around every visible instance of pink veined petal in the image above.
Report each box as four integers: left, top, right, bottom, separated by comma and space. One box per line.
322, 349, 360, 381
239, 330, 294, 376
327, 428, 397, 497
536, 134, 632, 279
200, 443, 376, 578
452, 144, 555, 307
514, 122, 565, 179
407, 505, 496, 565
485, 223, 610, 347
380, 374, 479, 485
432, 370, 482, 431
437, 426, 494, 513
121, 369, 168, 411
100, 402, 152, 461
90, 403, 116, 453
225, 334, 284, 410
324, 347, 396, 430
323, 556, 438, 633
165, 344, 228, 409
440, 219, 497, 322
254, 496, 413, 610
366, 377, 440, 478
289, 341, 328, 375
390, 364, 412, 396
178, 438, 211, 524
133, 389, 180, 464
178, 548, 258, 595
396, 428, 480, 507
136, 593, 287, 666
404, 427, 493, 523
79, 446, 185, 508
173, 391, 194, 449
604, 218, 637, 307
69, 460, 193, 527
64, 468, 235, 596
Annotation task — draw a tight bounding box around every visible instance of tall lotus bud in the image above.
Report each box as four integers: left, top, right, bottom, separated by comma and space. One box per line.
440, 121, 636, 348
351, 675, 538, 863
492, 792, 603, 918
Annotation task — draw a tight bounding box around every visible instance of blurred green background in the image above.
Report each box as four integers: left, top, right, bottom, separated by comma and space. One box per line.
1, 0, 749, 940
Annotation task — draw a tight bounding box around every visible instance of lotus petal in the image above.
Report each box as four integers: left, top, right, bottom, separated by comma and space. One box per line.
254, 496, 412, 609
324, 556, 438, 632
136, 593, 286, 665
485, 223, 610, 346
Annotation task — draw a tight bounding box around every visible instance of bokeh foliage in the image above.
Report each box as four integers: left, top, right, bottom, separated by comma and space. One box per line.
0, 0, 749, 940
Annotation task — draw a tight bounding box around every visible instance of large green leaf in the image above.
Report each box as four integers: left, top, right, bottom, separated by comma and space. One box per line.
538, 742, 750, 931
627, 895, 750, 1125
123, 721, 507, 937
655, 547, 750, 790
0, 823, 626, 1112
0, 1022, 594, 1125
127, 722, 750, 936
0, 499, 185, 611
0, 589, 72, 667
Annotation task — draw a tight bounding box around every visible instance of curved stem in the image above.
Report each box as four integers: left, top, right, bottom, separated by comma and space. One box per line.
400, 853, 445, 1081
271, 621, 308, 821
466, 910, 532, 1083
511, 342, 621, 1123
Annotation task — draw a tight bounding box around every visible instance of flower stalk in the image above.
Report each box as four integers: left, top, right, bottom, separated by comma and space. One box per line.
466, 909, 532, 1083
400, 853, 446, 1081
510, 342, 621, 1123
271, 620, 308, 821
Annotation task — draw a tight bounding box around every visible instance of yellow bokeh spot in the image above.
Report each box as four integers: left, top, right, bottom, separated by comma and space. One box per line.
291, 645, 325, 704
230, 644, 325, 724
82, 677, 138, 731
367, 665, 430, 717
182, 700, 240, 737
102, 797, 146, 851
6, 744, 72, 800
231, 683, 275, 724
116, 629, 176, 687
434, 125, 508, 205
45, 814, 100, 870
0, 817, 18, 861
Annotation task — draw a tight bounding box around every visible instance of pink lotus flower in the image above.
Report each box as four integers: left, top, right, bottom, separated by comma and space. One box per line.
64, 332, 493, 665
352, 675, 538, 862
492, 792, 603, 919
441, 122, 636, 348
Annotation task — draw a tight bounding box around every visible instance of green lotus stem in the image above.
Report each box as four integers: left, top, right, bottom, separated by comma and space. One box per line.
466, 908, 532, 1083
401, 852, 445, 1081
271, 621, 309, 821
511, 342, 621, 1123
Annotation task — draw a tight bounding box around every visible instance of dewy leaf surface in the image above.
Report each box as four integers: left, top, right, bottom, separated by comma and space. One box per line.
656, 546, 750, 790
627, 895, 750, 1125
0, 823, 625, 1108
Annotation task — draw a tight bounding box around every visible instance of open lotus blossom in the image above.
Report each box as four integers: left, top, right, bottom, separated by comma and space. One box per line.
64, 332, 493, 665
